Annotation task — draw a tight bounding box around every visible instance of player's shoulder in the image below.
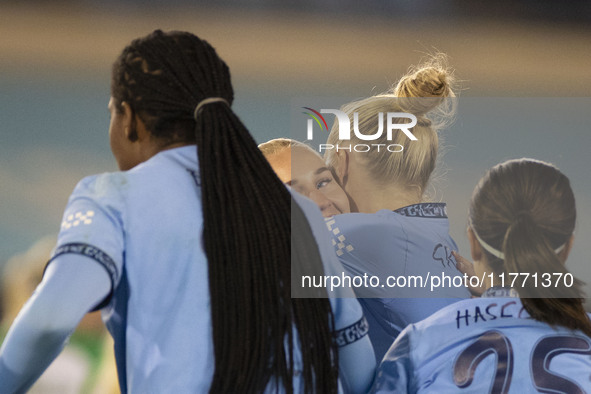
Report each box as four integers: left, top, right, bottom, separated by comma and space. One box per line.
71, 146, 193, 200
325, 211, 407, 259
404, 298, 469, 335
415, 296, 523, 326
327, 210, 398, 233
66, 172, 130, 217
72, 172, 127, 198
393, 298, 516, 359
406, 298, 500, 341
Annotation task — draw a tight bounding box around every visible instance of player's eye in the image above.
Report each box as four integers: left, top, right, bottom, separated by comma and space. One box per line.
316, 178, 331, 189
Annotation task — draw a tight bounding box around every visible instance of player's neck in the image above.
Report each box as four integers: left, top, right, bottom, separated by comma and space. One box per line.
355, 193, 421, 213
140, 140, 194, 162
345, 174, 421, 213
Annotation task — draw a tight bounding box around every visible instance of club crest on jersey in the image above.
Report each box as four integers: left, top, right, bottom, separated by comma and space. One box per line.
61, 210, 95, 229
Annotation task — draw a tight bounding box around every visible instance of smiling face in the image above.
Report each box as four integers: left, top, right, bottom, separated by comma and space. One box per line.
266, 145, 350, 217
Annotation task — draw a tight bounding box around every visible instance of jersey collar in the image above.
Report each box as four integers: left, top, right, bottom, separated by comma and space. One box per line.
394, 203, 448, 218
482, 286, 519, 298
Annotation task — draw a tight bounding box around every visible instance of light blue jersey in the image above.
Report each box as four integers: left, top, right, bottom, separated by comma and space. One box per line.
374, 288, 591, 393
49, 146, 374, 393
326, 204, 471, 361
52, 146, 211, 393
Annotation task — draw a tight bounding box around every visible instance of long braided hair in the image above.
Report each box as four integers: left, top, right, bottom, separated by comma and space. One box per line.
111, 30, 338, 393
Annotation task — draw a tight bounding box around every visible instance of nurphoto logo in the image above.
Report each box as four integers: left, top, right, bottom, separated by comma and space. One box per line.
303, 107, 418, 153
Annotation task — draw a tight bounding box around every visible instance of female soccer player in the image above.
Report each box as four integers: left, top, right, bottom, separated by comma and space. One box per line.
260, 138, 351, 217
323, 58, 471, 361
0, 30, 375, 393
374, 158, 591, 393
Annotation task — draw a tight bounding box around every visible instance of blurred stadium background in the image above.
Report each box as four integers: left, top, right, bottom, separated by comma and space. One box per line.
1, 0, 590, 319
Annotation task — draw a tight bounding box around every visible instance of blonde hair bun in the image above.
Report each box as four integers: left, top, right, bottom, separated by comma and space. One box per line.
391, 55, 455, 117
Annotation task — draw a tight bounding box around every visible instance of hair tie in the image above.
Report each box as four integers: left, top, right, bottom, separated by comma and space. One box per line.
509, 211, 532, 229
193, 97, 229, 120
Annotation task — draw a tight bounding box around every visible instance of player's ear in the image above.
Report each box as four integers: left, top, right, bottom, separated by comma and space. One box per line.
467, 227, 483, 262
132, 113, 151, 143
121, 102, 138, 142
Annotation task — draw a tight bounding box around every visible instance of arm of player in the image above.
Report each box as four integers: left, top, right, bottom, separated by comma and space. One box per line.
0, 254, 111, 393
337, 326, 376, 394
372, 329, 413, 393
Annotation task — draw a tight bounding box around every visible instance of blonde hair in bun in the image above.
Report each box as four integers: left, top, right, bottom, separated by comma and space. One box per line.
325, 54, 456, 197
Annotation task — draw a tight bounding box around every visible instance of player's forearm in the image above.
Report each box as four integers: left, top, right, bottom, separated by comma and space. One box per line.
339, 335, 376, 394
0, 262, 85, 392
0, 254, 112, 392
0, 319, 72, 393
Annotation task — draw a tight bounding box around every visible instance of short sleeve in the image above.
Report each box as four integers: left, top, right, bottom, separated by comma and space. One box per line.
47, 173, 125, 308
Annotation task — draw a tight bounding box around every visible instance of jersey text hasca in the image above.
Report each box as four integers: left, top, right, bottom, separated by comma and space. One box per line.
455, 300, 529, 329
